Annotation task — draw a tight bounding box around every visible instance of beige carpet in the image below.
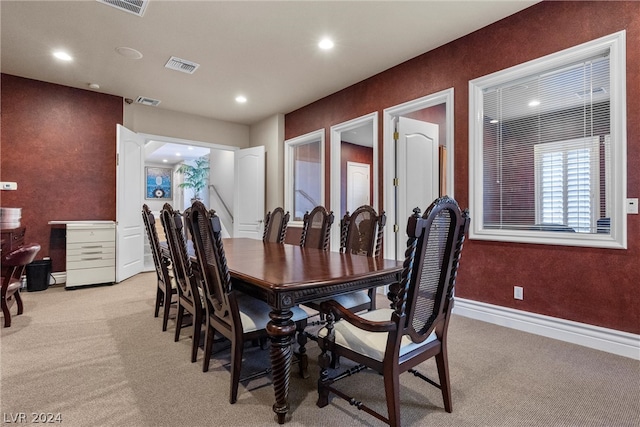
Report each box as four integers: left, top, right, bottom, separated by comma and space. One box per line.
1, 272, 639, 426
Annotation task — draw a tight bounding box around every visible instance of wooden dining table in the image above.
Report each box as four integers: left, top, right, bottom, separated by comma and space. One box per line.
218, 238, 403, 424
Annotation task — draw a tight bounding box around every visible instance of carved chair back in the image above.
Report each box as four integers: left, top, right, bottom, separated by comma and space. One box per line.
392, 196, 470, 343
263, 207, 289, 243
340, 205, 386, 257
142, 204, 171, 286
187, 200, 237, 324
300, 206, 334, 250
160, 203, 199, 305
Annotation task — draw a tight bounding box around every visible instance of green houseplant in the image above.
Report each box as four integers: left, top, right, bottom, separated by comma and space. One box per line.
176, 156, 210, 201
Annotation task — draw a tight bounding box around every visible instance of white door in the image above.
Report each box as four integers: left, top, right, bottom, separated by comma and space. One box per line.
233, 146, 265, 239
116, 125, 145, 282
396, 116, 439, 258
346, 161, 370, 212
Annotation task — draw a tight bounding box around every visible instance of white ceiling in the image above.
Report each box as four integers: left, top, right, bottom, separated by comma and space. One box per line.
1, 0, 540, 126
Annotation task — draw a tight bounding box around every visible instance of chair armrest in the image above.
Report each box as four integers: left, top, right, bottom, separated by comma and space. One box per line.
320, 300, 397, 333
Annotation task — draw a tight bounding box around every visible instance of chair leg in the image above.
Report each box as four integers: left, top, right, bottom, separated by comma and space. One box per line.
1, 299, 11, 328
202, 322, 215, 373
330, 353, 341, 369
316, 348, 331, 408
296, 325, 309, 379
383, 367, 401, 427
229, 337, 243, 404
15, 291, 23, 315
190, 311, 201, 363
154, 287, 162, 318
436, 350, 453, 413
161, 294, 171, 332
367, 287, 377, 311
174, 304, 184, 342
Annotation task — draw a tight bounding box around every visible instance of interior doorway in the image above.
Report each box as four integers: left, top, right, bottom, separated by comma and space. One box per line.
330, 112, 378, 252
383, 88, 454, 260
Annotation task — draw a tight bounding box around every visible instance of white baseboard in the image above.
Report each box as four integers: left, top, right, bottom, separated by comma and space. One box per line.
51, 272, 66, 285
453, 298, 640, 360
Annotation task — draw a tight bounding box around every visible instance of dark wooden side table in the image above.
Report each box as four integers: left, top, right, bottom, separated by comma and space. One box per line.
1, 227, 25, 255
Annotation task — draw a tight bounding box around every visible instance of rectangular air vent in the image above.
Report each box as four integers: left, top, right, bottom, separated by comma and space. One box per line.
96, 0, 148, 17
135, 96, 161, 107
165, 56, 200, 74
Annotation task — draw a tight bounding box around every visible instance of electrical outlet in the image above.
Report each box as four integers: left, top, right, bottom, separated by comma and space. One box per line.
514, 286, 524, 300
627, 198, 639, 214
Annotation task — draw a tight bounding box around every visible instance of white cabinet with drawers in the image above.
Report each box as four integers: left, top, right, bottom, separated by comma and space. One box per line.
64, 222, 115, 288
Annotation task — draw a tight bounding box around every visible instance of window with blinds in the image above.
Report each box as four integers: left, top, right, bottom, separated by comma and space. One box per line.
468, 31, 627, 249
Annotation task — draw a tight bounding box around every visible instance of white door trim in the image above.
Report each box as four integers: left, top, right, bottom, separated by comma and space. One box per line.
329, 112, 378, 252
382, 88, 454, 260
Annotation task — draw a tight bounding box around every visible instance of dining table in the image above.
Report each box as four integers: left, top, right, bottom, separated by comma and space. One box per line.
217, 238, 403, 424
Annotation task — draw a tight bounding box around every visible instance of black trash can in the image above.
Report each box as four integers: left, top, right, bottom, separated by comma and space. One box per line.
26, 259, 52, 292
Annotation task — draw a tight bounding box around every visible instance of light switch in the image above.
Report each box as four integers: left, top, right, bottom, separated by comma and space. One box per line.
627, 198, 639, 214
0, 182, 17, 190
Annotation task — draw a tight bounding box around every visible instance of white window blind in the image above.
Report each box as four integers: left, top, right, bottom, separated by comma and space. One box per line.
481, 53, 610, 233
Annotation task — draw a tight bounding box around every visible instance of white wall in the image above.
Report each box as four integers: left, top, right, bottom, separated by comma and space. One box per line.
209, 150, 235, 234
250, 114, 284, 210
124, 103, 250, 148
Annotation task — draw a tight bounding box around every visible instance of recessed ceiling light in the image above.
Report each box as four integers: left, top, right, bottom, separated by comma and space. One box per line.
115, 46, 143, 60
176, 152, 181, 156
53, 51, 72, 61
235, 95, 247, 103
318, 38, 334, 50
162, 159, 168, 163
88, 83, 100, 90
528, 100, 541, 107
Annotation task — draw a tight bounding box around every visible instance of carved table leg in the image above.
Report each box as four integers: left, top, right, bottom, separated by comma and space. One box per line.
267, 308, 296, 424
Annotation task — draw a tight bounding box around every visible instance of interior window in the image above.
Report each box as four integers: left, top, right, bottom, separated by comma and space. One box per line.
284, 129, 325, 223
469, 31, 626, 248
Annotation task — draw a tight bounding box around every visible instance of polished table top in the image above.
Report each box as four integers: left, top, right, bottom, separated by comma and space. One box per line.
221, 237, 402, 293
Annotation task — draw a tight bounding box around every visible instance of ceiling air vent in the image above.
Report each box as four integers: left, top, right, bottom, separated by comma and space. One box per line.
135, 96, 161, 107
96, 0, 148, 17
165, 56, 200, 74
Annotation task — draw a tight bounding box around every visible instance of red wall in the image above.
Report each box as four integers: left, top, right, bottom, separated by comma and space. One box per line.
1, 75, 122, 271
285, 2, 640, 334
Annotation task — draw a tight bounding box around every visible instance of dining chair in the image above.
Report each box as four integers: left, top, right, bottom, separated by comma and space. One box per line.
263, 207, 289, 243
299, 206, 334, 250
160, 203, 204, 363
305, 205, 386, 318
186, 200, 309, 403
1, 243, 41, 327
315, 196, 470, 427
142, 204, 177, 332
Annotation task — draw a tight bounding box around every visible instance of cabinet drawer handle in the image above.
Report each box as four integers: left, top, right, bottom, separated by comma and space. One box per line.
81, 257, 102, 261
80, 245, 102, 249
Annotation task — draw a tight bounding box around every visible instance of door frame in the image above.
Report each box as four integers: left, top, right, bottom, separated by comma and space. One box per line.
330, 112, 378, 252
119, 132, 242, 275
382, 88, 454, 260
